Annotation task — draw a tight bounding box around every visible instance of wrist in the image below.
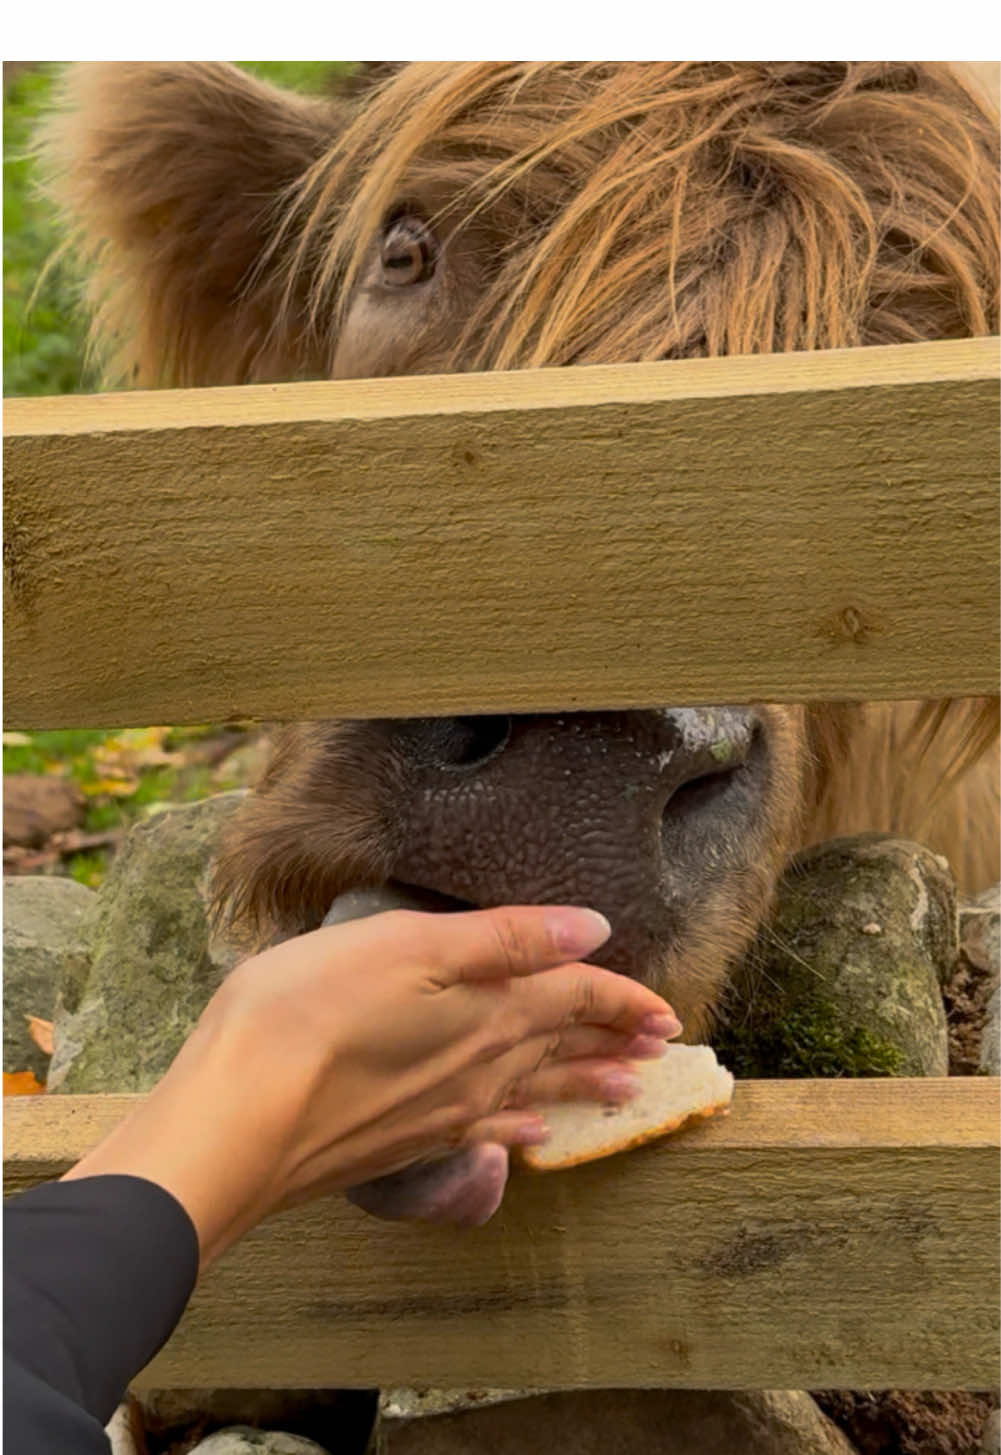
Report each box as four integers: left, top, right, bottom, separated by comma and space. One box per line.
63, 1008, 299, 1268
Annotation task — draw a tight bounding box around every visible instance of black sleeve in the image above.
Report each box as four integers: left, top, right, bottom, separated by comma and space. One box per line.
4, 1175, 199, 1455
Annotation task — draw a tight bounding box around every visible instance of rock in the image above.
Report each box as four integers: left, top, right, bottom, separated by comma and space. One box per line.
981, 1409, 1001, 1455
981, 982, 1001, 1077
48, 794, 246, 1093
946, 885, 1000, 1076
715, 835, 954, 1079
189, 1430, 330, 1454
959, 889, 1000, 977
376, 1389, 858, 1455
211, 733, 273, 791
3, 774, 83, 848
2, 876, 94, 1079
381, 1389, 526, 1421
815, 1390, 999, 1455
139, 1388, 376, 1452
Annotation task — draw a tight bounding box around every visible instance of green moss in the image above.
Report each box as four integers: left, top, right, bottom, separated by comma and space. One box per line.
713, 838, 954, 1080
716, 993, 907, 1079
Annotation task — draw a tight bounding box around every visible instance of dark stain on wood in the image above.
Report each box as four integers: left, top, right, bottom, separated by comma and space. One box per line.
705, 1223, 824, 1278
306, 1281, 571, 1322
707, 1197, 940, 1280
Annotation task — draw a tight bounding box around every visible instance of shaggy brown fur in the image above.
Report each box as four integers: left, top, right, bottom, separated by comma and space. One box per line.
45, 63, 1000, 382
40, 61, 1000, 1020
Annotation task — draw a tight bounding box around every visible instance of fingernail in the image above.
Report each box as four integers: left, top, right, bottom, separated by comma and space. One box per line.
515, 1118, 550, 1146
547, 908, 612, 958
599, 1069, 640, 1103
625, 1034, 671, 1060
639, 1012, 683, 1039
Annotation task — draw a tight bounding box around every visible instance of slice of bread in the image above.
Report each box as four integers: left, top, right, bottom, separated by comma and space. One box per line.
519, 1043, 734, 1172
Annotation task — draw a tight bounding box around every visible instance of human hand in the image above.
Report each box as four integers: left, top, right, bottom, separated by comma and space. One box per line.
63, 905, 680, 1266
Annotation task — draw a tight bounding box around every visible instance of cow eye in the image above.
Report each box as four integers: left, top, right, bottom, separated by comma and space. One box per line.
380, 215, 437, 287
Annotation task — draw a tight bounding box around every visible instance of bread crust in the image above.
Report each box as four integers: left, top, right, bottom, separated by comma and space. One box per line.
519, 1095, 732, 1172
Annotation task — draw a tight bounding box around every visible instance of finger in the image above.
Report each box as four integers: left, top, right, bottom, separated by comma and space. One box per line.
514, 964, 681, 1039
461, 1110, 551, 1148
540, 1025, 671, 1064
423, 905, 612, 986
505, 1057, 643, 1108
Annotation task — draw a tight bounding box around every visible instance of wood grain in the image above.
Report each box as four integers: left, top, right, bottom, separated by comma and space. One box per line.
6, 1078, 998, 1390
4, 338, 998, 729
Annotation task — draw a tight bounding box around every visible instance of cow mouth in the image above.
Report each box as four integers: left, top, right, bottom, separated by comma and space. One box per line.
385, 881, 472, 914
327, 880, 513, 1228
327, 877, 574, 1229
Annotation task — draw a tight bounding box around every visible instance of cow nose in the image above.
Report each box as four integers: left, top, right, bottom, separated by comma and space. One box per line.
389, 706, 766, 976
396, 707, 756, 809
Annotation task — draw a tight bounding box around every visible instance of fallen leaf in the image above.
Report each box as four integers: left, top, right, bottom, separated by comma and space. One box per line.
3, 1070, 45, 1096
94, 727, 181, 778
26, 1016, 54, 1056
82, 776, 140, 798
2, 731, 32, 747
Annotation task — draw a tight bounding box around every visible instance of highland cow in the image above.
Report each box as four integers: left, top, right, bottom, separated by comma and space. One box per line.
44, 62, 1000, 1223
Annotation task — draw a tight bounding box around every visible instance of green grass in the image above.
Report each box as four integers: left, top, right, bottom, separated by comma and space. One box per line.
239, 61, 350, 92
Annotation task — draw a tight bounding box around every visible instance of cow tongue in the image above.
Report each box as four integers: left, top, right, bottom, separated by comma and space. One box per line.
322, 885, 510, 1226
345, 1143, 509, 1225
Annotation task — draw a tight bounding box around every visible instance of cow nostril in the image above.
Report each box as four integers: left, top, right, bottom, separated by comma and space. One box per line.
440, 715, 512, 770
661, 722, 763, 823
663, 763, 742, 820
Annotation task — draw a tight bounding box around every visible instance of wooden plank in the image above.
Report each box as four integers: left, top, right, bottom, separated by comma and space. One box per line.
4, 338, 998, 729
5, 1078, 999, 1390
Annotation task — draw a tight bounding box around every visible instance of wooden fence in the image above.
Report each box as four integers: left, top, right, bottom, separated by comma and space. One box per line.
3, 337, 1000, 1390
5, 338, 997, 727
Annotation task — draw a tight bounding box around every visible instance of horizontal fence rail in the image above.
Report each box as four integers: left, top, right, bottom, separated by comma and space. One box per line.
5, 1078, 998, 1390
4, 338, 998, 729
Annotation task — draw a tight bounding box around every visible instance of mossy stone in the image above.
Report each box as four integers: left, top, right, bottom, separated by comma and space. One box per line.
49, 793, 246, 1093
716, 835, 954, 1079
3, 876, 94, 1079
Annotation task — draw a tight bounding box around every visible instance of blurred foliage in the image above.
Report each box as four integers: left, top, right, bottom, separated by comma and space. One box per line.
3, 725, 259, 886
3, 63, 96, 396
3, 63, 347, 883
